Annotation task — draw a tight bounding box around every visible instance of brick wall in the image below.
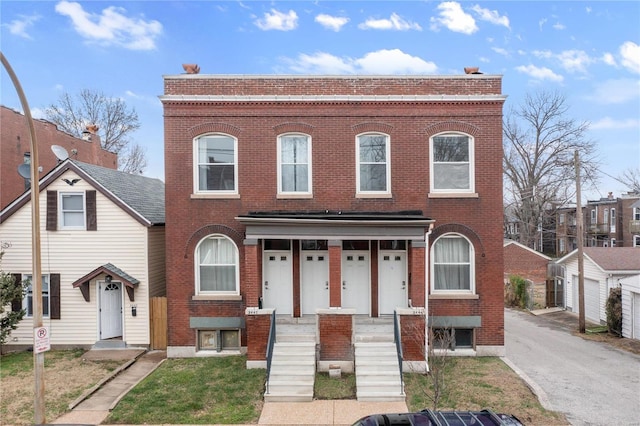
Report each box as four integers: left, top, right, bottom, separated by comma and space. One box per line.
1, 106, 117, 209
163, 75, 505, 350
400, 315, 426, 361
318, 314, 353, 360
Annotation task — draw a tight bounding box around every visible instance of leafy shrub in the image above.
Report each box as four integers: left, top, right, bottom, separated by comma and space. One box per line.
605, 287, 622, 336
505, 275, 528, 308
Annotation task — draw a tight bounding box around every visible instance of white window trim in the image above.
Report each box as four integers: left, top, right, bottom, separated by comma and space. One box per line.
59, 192, 85, 230
610, 208, 616, 232
430, 233, 475, 295
277, 133, 312, 197
634, 235, 640, 248
23, 274, 50, 318
193, 133, 238, 195
356, 132, 391, 196
429, 132, 475, 194
195, 234, 240, 296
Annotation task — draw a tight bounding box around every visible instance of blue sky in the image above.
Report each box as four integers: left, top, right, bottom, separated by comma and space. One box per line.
1, 1, 639, 200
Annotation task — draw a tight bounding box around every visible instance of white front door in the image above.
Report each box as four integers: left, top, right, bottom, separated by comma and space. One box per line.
342, 251, 370, 314
100, 281, 123, 340
379, 251, 407, 315
263, 251, 293, 315
301, 251, 329, 315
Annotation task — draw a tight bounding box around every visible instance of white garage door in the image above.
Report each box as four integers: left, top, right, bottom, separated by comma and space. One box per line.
634, 293, 640, 340
572, 276, 600, 324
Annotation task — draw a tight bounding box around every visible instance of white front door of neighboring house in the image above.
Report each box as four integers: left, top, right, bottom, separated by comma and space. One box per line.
572, 275, 600, 324
633, 292, 640, 340
100, 281, 123, 340
263, 251, 293, 315
341, 251, 370, 314
378, 251, 407, 315
300, 250, 329, 315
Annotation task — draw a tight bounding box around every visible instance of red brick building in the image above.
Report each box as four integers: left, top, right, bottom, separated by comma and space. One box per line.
161, 73, 506, 371
1, 106, 117, 209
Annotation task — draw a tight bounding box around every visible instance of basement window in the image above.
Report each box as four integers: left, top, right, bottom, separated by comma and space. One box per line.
197, 329, 240, 352
432, 328, 474, 350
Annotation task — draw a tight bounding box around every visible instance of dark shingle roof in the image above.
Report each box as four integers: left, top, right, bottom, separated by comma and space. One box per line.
73, 161, 165, 224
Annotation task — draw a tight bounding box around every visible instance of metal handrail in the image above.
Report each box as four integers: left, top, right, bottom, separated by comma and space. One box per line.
393, 310, 404, 393
265, 309, 276, 394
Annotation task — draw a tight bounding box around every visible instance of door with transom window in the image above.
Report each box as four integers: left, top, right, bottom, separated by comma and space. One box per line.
341, 241, 370, 314
379, 243, 407, 315
263, 241, 293, 315
99, 281, 123, 340
301, 240, 329, 315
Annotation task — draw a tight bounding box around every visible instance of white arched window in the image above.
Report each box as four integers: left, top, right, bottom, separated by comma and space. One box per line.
195, 235, 239, 294
194, 134, 237, 194
431, 234, 475, 293
430, 132, 474, 193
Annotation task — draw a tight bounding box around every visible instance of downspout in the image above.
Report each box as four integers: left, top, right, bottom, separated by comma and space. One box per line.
425, 222, 434, 371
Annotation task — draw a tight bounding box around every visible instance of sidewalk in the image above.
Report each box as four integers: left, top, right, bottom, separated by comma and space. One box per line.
52, 349, 407, 425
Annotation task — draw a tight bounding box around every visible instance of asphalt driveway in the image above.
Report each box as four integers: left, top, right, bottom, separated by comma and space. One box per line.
505, 308, 640, 426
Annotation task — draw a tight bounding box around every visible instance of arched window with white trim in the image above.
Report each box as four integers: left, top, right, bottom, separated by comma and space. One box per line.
356, 132, 390, 195
431, 233, 475, 293
195, 235, 239, 294
430, 132, 474, 193
194, 134, 237, 193
278, 133, 312, 195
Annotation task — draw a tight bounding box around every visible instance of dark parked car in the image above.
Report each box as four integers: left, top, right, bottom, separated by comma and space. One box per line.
352, 409, 524, 426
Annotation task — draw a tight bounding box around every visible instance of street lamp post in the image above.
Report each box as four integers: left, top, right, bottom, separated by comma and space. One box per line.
1, 51, 46, 424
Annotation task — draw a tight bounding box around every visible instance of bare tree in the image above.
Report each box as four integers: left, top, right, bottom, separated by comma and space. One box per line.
503, 90, 599, 250
618, 168, 640, 193
45, 89, 146, 174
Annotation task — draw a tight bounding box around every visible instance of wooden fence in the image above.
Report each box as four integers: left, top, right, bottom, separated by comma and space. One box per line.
150, 296, 167, 350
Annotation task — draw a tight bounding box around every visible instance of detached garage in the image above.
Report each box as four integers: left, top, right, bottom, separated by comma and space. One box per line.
620, 275, 640, 340
556, 248, 640, 326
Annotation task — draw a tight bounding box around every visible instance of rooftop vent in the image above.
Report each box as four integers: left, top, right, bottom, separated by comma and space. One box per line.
464, 67, 482, 74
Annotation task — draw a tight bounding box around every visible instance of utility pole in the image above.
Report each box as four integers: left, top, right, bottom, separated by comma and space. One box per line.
575, 150, 585, 333
1, 52, 46, 423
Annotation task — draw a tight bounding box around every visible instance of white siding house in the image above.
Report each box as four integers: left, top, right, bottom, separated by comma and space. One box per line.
621, 275, 640, 340
0, 160, 165, 351
556, 247, 640, 326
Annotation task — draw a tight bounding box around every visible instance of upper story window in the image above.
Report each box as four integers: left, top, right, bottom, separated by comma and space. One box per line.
60, 193, 85, 229
278, 134, 311, 195
431, 234, 475, 294
634, 207, 640, 221
357, 133, 390, 195
610, 208, 616, 232
23, 274, 50, 317
559, 213, 565, 224
430, 133, 474, 193
194, 134, 237, 194
603, 209, 609, 226
590, 209, 596, 224
196, 235, 239, 295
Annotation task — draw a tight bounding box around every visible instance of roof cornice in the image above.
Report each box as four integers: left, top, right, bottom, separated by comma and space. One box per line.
160, 94, 507, 103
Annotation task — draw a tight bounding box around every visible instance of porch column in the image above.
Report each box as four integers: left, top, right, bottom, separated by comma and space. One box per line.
328, 240, 342, 307
410, 241, 426, 307
244, 239, 261, 308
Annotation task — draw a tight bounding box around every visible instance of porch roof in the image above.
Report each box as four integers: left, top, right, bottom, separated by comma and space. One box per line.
236, 210, 434, 240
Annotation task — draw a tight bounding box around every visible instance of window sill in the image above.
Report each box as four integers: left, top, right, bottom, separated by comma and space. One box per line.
192, 295, 242, 301
428, 192, 478, 198
191, 193, 240, 199
277, 193, 313, 199
356, 193, 393, 199
429, 294, 479, 300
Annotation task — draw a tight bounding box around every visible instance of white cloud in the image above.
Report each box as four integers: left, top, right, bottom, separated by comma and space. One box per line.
588, 79, 640, 104
359, 13, 421, 31
470, 5, 509, 29
601, 53, 616, 67
538, 18, 547, 31
315, 14, 349, 32
532, 50, 553, 59
31, 108, 47, 120
3, 14, 40, 39
620, 41, 640, 74
590, 117, 639, 130
54, 1, 162, 50
254, 9, 298, 31
492, 47, 509, 57
430, 2, 477, 35
284, 49, 437, 75
515, 64, 563, 82
557, 50, 593, 73
553, 22, 566, 30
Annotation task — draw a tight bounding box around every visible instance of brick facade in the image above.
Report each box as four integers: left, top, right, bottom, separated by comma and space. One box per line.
1, 106, 117, 209
162, 74, 505, 359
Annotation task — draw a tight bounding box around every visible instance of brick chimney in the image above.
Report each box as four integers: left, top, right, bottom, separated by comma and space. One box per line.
83, 124, 102, 161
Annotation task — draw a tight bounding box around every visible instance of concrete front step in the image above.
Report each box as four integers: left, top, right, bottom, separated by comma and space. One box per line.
276, 333, 316, 342
355, 341, 405, 403
356, 391, 406, 402
266, 339, 316, 402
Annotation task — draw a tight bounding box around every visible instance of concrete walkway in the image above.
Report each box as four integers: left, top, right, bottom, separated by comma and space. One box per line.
52, 349, 407, 425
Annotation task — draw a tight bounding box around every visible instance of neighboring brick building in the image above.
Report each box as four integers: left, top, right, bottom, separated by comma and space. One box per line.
504, 239, 552, 308
161, 72, 506, 369
0, 106, 117, 209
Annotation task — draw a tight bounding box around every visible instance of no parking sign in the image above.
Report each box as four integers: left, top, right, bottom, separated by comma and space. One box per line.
34, 326, 50, 354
